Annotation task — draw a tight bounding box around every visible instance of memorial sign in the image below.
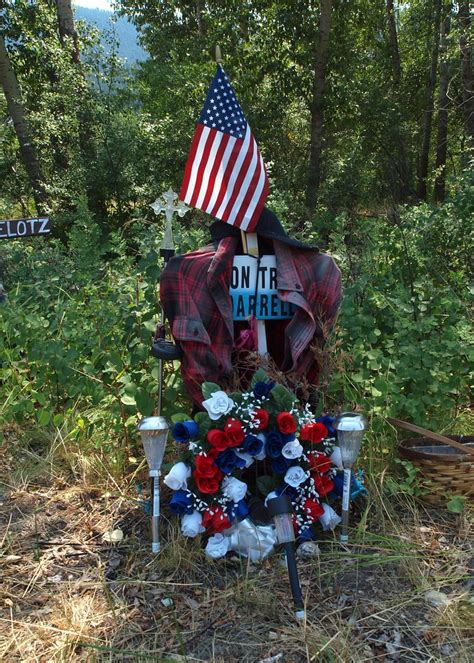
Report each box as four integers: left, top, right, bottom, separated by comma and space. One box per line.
0, 217, 51, 240
230, 255, 295, 320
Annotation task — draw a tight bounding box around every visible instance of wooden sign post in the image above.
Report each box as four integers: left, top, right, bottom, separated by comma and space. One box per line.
0, 217, 51, 240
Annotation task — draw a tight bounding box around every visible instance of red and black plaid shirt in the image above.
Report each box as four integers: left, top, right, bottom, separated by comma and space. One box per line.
160, 236, 342, 406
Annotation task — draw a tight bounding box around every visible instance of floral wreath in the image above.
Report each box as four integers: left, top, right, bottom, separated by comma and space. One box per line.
163, 370, 357, 543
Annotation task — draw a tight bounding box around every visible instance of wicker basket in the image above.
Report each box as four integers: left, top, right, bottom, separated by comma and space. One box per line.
399, 436, 474, 505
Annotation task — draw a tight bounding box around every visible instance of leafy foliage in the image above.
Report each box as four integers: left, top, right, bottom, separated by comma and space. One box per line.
0, 223, 189, 456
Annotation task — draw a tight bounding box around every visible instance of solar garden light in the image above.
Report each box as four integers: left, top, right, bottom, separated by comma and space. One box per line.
334, 412, 367, 543
138, 416, 170, 553
266, 495, 305, 620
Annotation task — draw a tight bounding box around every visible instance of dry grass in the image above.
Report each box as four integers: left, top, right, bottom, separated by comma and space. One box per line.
1, 428, 473, 662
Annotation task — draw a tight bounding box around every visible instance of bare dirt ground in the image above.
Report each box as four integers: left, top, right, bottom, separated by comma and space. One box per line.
1, 442, 473, 662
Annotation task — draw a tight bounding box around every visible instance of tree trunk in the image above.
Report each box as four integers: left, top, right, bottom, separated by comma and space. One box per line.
458, 0, 474, 154
385, 0, 411, 201
195, 0, 205, 36
306, 0, 332, 215
0, 34, 48, 214
386, 0, 401, 85
55, 0, 80, 64
434, 9, 451, 202
55, 0, 98, 208
417, 0, 442, 200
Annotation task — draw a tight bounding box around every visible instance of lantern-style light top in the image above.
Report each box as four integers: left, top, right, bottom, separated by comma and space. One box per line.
138, 416, 169, 475
138, 416, 169, 431
335, 412, 367, 432
334, 412, 367, 468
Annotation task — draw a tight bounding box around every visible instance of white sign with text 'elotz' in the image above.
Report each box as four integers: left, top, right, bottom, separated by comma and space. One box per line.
0, 217, 51, 240
230, 255, 296, 321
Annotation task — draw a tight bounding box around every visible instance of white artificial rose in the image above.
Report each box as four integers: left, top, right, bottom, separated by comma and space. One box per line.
163, 462, 191, 491
330, 446, 343, 469
235, 450, 254, 468
284, 465, 308, 488
282, 439, 304, 460
181, 512, 205, 537
205, 533, 231, 559
222, 476, 248, 503
319, 503, 342, 531
202, 390, 235, 420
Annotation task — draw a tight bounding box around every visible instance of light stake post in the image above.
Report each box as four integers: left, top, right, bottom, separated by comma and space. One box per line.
334, 412, 367, 543
267, 495, 305, 620
138, 416, 169, 553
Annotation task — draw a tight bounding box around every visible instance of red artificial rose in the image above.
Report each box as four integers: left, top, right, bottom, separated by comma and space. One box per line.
299, 422, 328, 444
207, 429, 231, 451
308, 451, 333, 474
202, 506, 232, 533
224, 418, 245, 446
302, 497, 325, 522
206, 447, 220, 461
314, 474, 334, 496
276, 412, 297, 434
194, 453, 222, 479
252, 408, 270, 430
193, 472, 221, 495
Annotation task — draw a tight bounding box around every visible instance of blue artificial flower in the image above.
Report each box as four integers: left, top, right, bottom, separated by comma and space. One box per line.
172, 420, 199, 443
271, 455, 294, 475
235, 499, 250, 519
276, 483, 299, 502
282, 433, 296, 443
330, 471, 364, 499
242, 434, 264, 456
316, 415, 335, 435
331, 472, 345, 497
253, 381, 275, 399
169, 489, 194, 515
227, 499, 250, 522
351, 473, 368, 499
298, 527, 317, 542
215, 449, 247, 475
265, 431, 285, 458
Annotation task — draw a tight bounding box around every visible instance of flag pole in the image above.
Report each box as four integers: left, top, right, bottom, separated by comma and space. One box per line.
215, 46, 268, 358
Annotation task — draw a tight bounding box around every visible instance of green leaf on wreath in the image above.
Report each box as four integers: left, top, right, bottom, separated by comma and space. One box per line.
257, 475, 278, 497
229, 392, 243, 405
194, 411, 212, 435
251, 368, 269, 386
271, 384, 297, 411
202, 382, 222, 400
171, 412, 190, 423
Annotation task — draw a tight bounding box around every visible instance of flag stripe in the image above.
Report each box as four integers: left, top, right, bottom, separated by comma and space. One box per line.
193, 130, 224, 209
179, 123, 206, 203
201, 133, 233, 213
207, 138, 242, 217
239, 152, 268, 231
215, 128, 252, 221
220, 135, 256, 226
226, 135, 260, 225
188, 128, 216, 208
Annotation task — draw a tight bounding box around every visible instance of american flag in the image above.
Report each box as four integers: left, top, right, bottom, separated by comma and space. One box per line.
179, 65, 269, 233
